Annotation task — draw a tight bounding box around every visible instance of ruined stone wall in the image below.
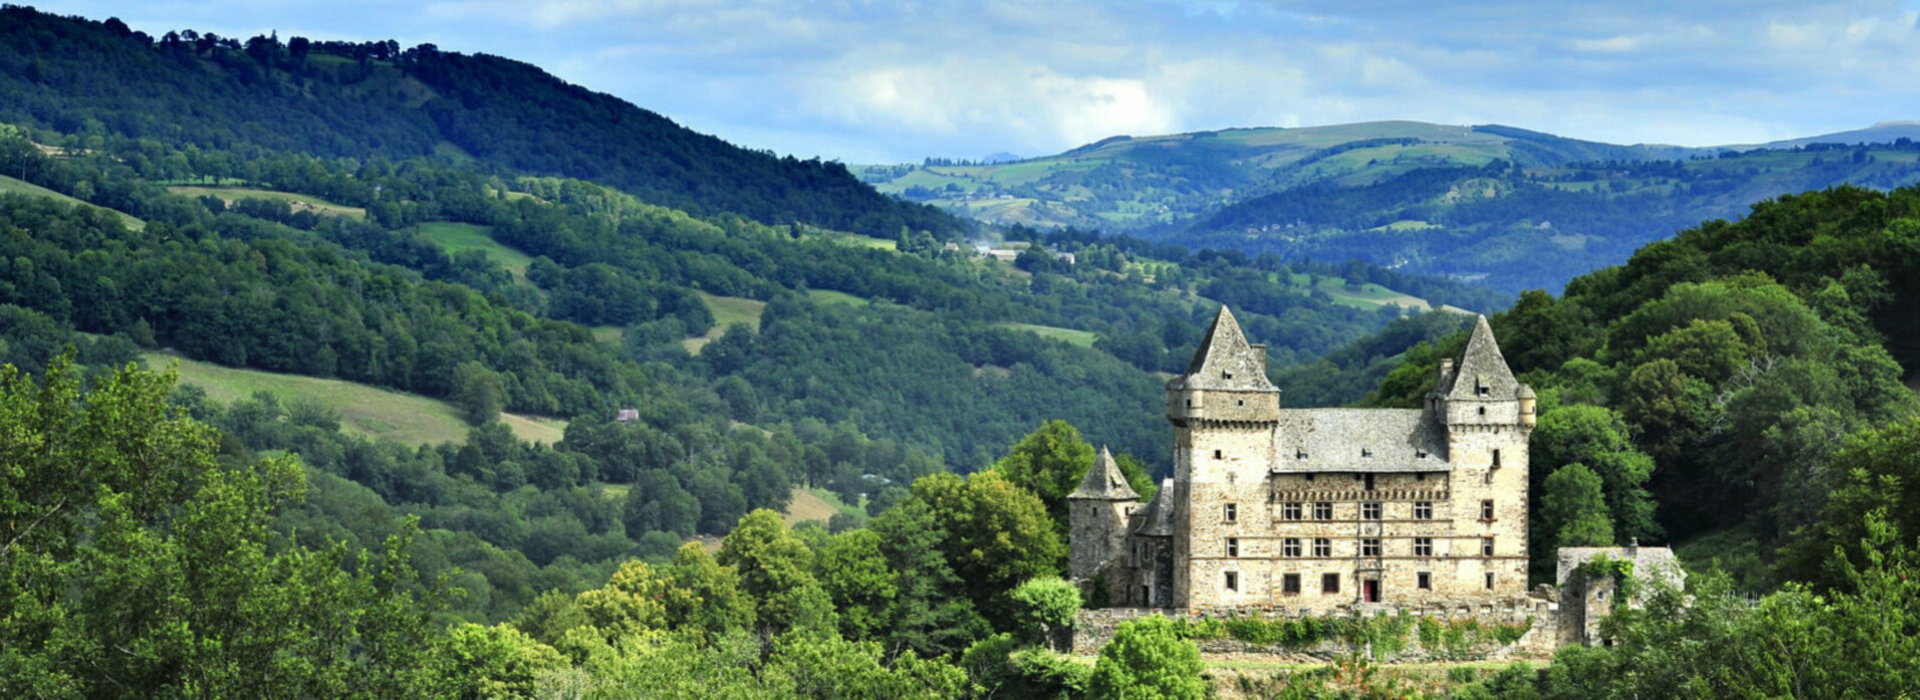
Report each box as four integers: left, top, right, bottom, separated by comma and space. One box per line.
1072, 597, 1560, 661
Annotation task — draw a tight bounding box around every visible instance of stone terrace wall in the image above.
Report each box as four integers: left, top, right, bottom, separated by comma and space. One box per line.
1073, 597, 1560, 662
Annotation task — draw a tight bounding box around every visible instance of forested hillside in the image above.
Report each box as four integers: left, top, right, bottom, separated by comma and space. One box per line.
0, 6, 957, 238
1352, 185, 1920, 594
0, 7, 1507, 630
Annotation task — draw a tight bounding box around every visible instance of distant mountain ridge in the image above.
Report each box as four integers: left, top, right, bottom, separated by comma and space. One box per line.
859, 119, 1920, 293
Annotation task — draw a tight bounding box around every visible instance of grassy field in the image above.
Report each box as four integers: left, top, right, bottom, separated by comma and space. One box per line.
683, 293, 768, 354
0, 174, 145, 230
146, 352, 567, 446
998, 322, 1098, 348
783, 487, 866, 528
807, 289, 870, 306
415, 222, 536, 273
167, 186, 366, 220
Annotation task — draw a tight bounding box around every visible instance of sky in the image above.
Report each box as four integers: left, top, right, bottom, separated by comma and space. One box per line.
31, 1, 1920, 163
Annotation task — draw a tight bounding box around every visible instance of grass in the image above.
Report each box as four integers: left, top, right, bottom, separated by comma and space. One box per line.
0, 174, 145, 230
167, 186, 366, 220
146, 352, 567, 446
998, 322, 1098, 348
807, 289, 870, 306
683, 293, 768, 354
591, 326, 623, 344
415, 222, 536, 273
786, 487, 865, 528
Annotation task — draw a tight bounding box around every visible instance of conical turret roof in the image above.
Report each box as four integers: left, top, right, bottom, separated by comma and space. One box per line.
1068, 446, 1139, 501
1440, 315, 1520, 400
1167, 306, 1278, 392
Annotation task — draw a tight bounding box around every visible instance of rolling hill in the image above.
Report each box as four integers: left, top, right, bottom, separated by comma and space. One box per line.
862, 121, 1920, 294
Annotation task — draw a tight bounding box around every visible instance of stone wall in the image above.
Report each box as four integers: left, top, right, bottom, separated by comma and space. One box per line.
1073, 597, 1560, 662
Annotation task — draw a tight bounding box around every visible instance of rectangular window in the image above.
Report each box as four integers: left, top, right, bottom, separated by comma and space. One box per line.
1481, 500, 1495, 521
1314, 502, 1333, 520
1213, 449, 1223, 460
1414, 537, 1433, 557
1361, 539, 1381, 557
1322, 573, 1341, 594
1492, 448, 1501, 467
1227, 538, 1240, 557
1362, 502, 1382, 520
1414, 501, 1433, 520
1482, 537, 1495, 557
1485, 571, 1496, 590
1313, 538, 1331, 557
1283, 502, 1303, 521
1282, 538, 1300, 557
1283, 573, 1301, 596
1224, 503, 1237, 522
1225, 571, 1239, 592
1418, 572, 1432, 590
1364, 473, 1376, 491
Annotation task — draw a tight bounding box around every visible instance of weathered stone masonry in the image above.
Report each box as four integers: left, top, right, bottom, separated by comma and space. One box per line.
1070, 307, 1536, 611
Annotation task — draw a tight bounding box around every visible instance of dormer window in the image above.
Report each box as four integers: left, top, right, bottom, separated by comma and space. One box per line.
1476, 382, 1490, 397
1296, 450, 1308, 460
1222, 371, 1233, 380
1416, 449, 1428, 459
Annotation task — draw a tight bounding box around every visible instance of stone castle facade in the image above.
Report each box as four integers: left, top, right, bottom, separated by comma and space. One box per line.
1070, 307, 1537, 611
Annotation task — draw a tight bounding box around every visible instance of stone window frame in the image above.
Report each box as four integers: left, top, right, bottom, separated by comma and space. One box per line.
1481, 537, 1495, 557
1417, 571, 1432, 590
1224, 503, 1237, 522
1312, 537, 1331, 557
1413, 537, 1433, 557
1322, 572, 1340, 594
1227, 538, 1240, 557
1480, 499, 1496, 521
1282, 573, 1301, 596
1282, 501, 1303, 521
1362, 502, 1383, 520
1361, 538, 1381, 557
1484, 571, 1495, 590
1281, 538, 1300, 557
1225, 571, 1239, 592
1414, 501, 1433, 519
1313, 501, 1333, 520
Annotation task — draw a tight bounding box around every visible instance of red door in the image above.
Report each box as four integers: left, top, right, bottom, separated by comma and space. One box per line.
1363, 579, 1381, 603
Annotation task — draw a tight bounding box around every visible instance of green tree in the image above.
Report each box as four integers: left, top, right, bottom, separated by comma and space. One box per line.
1531, 404, 1659, 543
1008, 575, 1082, 648
993, 419, 1096, 532
911, 471, 1066, 624
816, 528, 898, 641
1535, 463, 1614, 581
452, 360, 505, 425
1087, 615, 1206, 699
716, 509, 837, 635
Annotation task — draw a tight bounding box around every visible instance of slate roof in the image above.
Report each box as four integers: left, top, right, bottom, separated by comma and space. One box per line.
1438, 315, 1521, 401
1068, 446, 1140, 501
1133, 478, 1175, 537
1272, 408, 1451, 473
1165, 306, 1278, 393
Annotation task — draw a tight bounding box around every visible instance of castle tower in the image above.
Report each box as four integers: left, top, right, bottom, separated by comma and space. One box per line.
1165, 306, 1281, 608
1068, 446, 1141, 591
1429, 315, 1534, 597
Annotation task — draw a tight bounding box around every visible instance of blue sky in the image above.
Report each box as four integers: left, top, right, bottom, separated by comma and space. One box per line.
33, 1, 1920, 163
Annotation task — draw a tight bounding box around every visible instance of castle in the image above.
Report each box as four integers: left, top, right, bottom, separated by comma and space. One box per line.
1070, 306, 1536, 610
